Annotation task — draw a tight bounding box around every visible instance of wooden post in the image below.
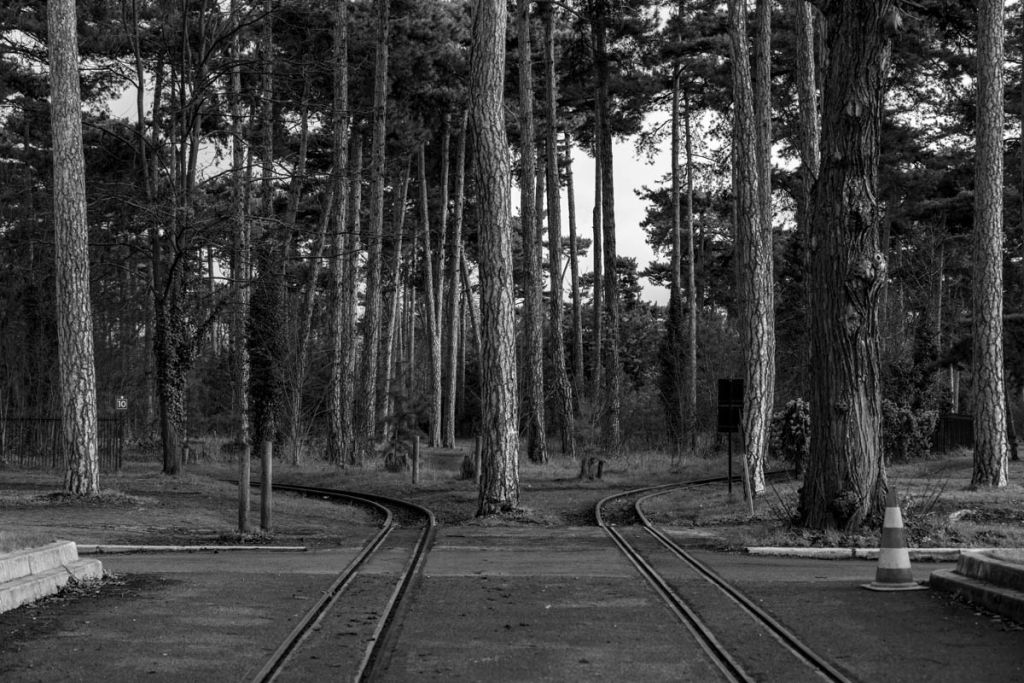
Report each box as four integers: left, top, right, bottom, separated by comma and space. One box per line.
260, 440, 272, 532
474, 435, 482, 486
412, 436, 420, 484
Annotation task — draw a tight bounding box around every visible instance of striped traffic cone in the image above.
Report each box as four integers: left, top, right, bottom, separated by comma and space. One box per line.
862, 488, 926, 591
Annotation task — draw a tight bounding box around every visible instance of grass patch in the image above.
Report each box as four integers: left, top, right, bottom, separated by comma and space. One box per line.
0, 531, 59, 554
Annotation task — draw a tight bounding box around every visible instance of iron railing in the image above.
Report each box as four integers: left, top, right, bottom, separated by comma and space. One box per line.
0, 417, 124, 472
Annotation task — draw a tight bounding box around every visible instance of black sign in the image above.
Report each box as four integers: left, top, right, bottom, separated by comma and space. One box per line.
716, 379, 743, 433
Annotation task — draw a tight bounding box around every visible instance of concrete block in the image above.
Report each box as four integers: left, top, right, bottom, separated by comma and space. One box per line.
0, 559, 102, 614
955, 551, 1024, 594
929, 568, 1024, 626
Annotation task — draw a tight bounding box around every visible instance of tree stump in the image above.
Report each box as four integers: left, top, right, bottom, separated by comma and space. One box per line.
460, 454, 476, 480
578, 456, 605, 480
384, 449, 409, 472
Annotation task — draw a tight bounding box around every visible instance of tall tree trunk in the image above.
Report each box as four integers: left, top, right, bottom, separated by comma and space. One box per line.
591, 138, 603, 398
380, 160, 412, 441
418, 145, 444, 447
564, 133, 585, 409
444, 113, 469, 448
49, 0, 99, 496
540, 0, 575, 458
668, 65, 686, 456
283, 68, 314, 466
437, 115, 453, 447
795, 1, 821, 230
794, 0, 821, 405
972, 0, 1008, 487
517, 0, 548, 464
727, 0, 773, 497
229, 0, 250, 528
325, 0, 351, 465
800, 2, 895, 530
471, 0, 520, 515
357, 0, 390, 459
684, 88, 698, 458
251, 0, 279, 532
593, 0, 621, 451
343, 140, 363, 465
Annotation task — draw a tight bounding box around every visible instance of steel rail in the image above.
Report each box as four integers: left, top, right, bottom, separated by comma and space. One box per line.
601, 520, 752, 683
596, 472, 846, 683
247, 483, 436, 683
634, 486, 852, 683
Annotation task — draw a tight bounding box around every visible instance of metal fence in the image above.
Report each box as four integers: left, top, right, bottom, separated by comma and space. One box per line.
932, 413, 973, 453
0, 417, 125, 472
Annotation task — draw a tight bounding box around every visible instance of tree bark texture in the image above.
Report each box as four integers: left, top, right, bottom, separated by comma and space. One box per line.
357, 0, 390, 459
801, 2, 895, 530
380, 160, 412, 441
343, 140, 363, 464
49, 0, 100, 496
727, 0, 774, 496
230, 0, 250, 528
252, 0, 279, 531
972, 0, 1009, 487
444, 113, 469, 448
517, 0, 548, 464
594, 0, 621, 451
668, 67, 686, 454
541, 1, 575, 458
684, 90, 698, 458
418, 146, 444, 448
471, 0, 520, 515
564, 134, 585, 408
795, 1, 821, 227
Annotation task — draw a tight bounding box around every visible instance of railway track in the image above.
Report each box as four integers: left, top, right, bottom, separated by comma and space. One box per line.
597, 475, 853, 683
248, 484, 436, 683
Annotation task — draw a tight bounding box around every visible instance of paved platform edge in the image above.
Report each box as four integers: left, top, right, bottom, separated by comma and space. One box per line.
77, 544, 308, 554
0, 545, 103, 615
955, 550, 1024, 593
745, 547, 993, 561
929, 568, 1024, 626
0, 541, 79, 584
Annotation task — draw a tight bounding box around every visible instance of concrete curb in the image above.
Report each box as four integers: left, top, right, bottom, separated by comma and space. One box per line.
929, 569, 1024, 626
0, 542, 104, 614
745, 547, 992, 562
77, 544, 308, 554
954, 550, 1024, 594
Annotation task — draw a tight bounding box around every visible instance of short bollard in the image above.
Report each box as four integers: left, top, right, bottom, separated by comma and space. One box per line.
412, 436, 421, 485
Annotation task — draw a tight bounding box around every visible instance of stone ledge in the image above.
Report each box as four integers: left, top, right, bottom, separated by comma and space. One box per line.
955, 551, 1024, 594
0, 541, 79, 584
0, 559, 103, 614
929, 569, 1024, 626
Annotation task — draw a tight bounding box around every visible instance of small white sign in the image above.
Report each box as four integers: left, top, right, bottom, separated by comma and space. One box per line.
115, 396, 128, 411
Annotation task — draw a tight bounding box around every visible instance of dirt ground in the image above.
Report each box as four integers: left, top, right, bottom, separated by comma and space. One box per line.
2, 447, 1022, 551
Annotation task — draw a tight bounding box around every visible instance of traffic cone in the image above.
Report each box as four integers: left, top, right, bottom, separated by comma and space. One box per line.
862, 488, 926, 591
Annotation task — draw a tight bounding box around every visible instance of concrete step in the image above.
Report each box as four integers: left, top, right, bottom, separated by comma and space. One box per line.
0, 541, 79, 584
0, 542, 104, 614
930, 550, 1024, 626
956, 550, 1024, 593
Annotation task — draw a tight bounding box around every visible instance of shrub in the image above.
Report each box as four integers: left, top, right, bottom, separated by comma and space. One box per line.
769, 398, 810, 475
881, 399, 937, 463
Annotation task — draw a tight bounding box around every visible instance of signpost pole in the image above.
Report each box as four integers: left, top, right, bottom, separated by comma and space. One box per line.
727, 433, 733, 494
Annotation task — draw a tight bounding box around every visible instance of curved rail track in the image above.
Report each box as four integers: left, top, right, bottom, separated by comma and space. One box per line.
248, 484, 436, 683
597, 475, 853, 683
